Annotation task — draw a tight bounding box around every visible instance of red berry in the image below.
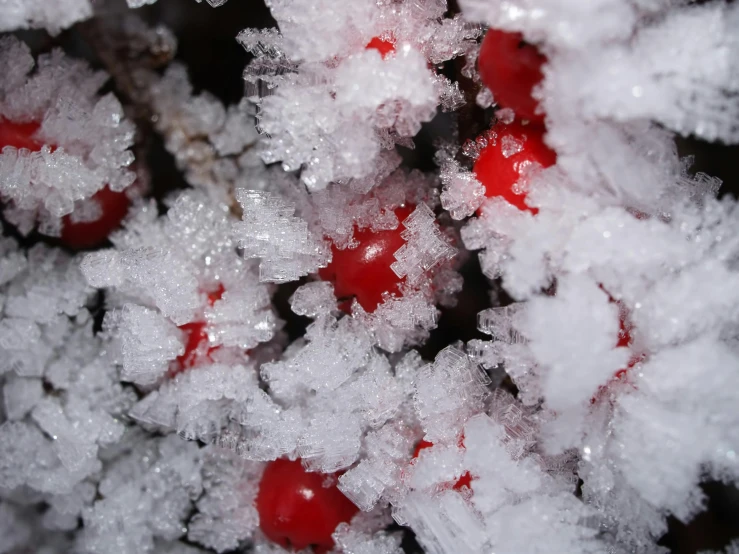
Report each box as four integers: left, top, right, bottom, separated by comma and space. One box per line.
0, 118, 132, 248
473, 120, 556, 214
478, 29, 547, 124
60, 186, 132, 249
413, 439, 472, 491
318, 205, 413, 313
0, 119, 43, 150
366, 36, 396, 58
256, 459, 358, 553
173, 285, 225, 373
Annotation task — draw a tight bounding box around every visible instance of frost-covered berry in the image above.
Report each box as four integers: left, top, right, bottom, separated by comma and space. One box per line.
473, 121, 556, 213
0, 38, 136, 238
478, 29, 547, 124
0, 118, 133, 248
256, 459, 358, 553
173, 284, 225, 373
319, 205, 413, 313
60, 186, 132, 249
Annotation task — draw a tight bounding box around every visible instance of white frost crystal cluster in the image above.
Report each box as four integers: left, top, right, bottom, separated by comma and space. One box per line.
0, 0, 92, 34
143, 63, 263, 202
1, 0, 739, 553
81, 190, 279, 386
0, 37, 136, 237
238, 0, 476, 190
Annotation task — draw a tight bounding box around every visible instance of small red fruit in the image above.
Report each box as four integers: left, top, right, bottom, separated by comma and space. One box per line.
173, 285, 225, 373
0, 119, 43, 150
366, 36, 396, 58
473, 120, 556, 213
413, 439, 472, 490
256, 458, 358, 553
60, 186, 131, 249
478, 29, 547, 123
318, 205, 413, 313
0, 118, 132, 248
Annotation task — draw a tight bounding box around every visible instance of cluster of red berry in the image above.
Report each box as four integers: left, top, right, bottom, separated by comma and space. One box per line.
475, 33, 640, 406
253, 30, 554, 551
0, 29, 633, 552
474, 30, 555, 213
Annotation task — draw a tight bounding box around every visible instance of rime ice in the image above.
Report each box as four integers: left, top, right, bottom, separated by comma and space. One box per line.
2, 1, 739, 553
0, 38, 136, 237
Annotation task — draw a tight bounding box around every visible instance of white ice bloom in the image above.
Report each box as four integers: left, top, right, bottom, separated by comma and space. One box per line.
542, 4, 739, 143
233, 189, 330, 283
128, 0, 229, 6
353, 292, 440, 353
187, 447, 263, 553
332, 521, 404, 554
82, 191, 278, 384
239, 0, 478, 190
439, 155, 487, 220
289, 281, 338, 318
0, 239, 95, 378
130, 363, 263, 442
0, 37, 135, 236
338, 420, 418, 511
0, 314, 133, 499
409, 345, 490, 449
523, 275, 631, 413
142, 63, 261, 202
0, 0, 93, 35
459, 0, 674, 50
255, 317, 408, 472
390, 204, 456, 285
453, 0, 739, 545
77, 434, 203, 554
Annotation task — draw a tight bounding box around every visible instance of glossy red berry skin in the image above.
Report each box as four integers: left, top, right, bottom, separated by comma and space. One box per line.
478, 29, 547, 124
0, 119, 43, 150
0, 118, 132, 248
413, 440, 472, 490
256, 459, 358, 553
366, 36, 396, 58
318, 205, 413, 313
473, 121, 556, 214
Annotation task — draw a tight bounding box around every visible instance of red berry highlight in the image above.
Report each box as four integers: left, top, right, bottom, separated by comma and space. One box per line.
478, 29, 547, 124
256, 458, 358, 553
473, 120, 556, 214
319, 205, 413, 313
366, 36, 396, 58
